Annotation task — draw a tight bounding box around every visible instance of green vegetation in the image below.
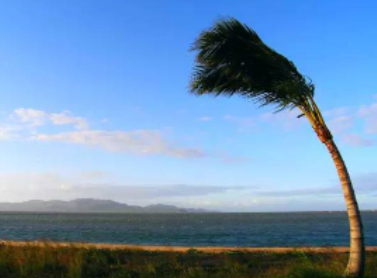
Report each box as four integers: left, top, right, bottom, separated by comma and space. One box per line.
0, 244, 376, 278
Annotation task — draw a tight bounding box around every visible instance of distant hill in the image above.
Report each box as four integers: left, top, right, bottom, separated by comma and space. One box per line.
0, 199, 209, 213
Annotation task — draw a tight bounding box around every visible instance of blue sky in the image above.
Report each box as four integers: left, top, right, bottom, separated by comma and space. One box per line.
0, 0, 376, 211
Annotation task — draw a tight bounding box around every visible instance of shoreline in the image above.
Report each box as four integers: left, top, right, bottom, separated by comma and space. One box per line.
2, 240, 377, 253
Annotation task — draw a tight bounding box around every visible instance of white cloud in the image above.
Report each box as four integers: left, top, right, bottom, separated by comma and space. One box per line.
223, 115, 255, 130
254, 172, 377, 198
13, 108, 89, 130
0, 172, 242, 203
256, 186, 339, 197
328, 115, 353, 134
322, 107, 359, 141
321, 104, 377, 147
340, 134, 374, 147
359, 102, 377, 134
198, 116, 213, 122
34, 130, 206, 158
1, 108, 212, 160
78, 171, 110, 181
215, 152, 250, 164
13, 108, 47, 126
49, 112, 88, 130
323, 107, 350, 118
0, 125, 22, 140
259, 109, 303, 130
0, 170, 375, 211
219, 102, 376, 149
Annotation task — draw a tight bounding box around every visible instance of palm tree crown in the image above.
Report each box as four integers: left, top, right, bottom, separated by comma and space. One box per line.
190, 18, 329, 140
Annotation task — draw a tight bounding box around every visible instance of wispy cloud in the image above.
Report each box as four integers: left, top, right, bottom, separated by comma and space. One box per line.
0, 172, 245, 203
224, 109, 303, 132
359, 102, 377, 134
215, 152, 250, 164
0, 124, 22, 140
254, 172, 377, 197
69, 184, 240, 200
13, 108, 89, 130
49, 112, 88, 130
340, 133, 374, 147
328, 115, 353, 134
256, 186, 339, 197
34, 130, 206, 158
198, 116, 213, 122
13, 108, 47, 126
222, 98, 376, 148
324, 107, 357, 141
223, 115, 255, 131
259, 109, 303, 130
2, 108, 251, 161
323, 107, 350, 118
321, 105, 377, 147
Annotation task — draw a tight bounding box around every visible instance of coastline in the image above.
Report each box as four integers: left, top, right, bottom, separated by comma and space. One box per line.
1, 240, 377, 277
2, 240, 377, 253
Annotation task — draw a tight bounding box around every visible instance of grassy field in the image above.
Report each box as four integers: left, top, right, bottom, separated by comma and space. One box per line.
0, 243, 376, 278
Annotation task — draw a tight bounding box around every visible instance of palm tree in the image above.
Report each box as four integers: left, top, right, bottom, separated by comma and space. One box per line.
189, 18, 365, 278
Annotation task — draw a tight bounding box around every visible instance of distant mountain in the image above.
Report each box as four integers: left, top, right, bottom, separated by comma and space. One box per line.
0, 199, 209, 213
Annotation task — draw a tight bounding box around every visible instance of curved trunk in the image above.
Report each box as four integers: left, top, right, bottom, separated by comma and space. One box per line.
324, 139, 365, 278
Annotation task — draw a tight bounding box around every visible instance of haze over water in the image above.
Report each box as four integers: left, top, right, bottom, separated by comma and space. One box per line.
1, 212, 376, 247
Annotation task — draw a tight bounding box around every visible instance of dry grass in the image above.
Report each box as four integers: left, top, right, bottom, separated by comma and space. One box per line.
0, 243, 376, 278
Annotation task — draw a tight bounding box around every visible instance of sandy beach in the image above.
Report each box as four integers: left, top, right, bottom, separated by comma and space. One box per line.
2, 240, 377, 253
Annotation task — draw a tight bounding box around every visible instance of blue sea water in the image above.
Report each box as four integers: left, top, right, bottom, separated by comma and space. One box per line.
0, 212, 376, 247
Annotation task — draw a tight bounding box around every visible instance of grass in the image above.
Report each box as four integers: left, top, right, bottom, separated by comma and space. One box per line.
0, 243, 376, 278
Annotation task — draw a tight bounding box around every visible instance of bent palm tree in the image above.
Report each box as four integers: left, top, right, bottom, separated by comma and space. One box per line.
189, 18, 365, 278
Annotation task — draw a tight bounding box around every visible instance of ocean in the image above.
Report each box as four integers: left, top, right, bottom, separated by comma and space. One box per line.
0, 211, 376, 247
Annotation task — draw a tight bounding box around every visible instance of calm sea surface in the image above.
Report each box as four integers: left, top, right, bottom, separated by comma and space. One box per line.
0, 212, 376, 247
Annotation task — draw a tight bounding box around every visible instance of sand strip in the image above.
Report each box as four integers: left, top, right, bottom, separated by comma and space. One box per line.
1, 240, 377, 253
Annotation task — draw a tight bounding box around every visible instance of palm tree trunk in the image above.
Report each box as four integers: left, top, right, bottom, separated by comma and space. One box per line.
324, 138, 365, 278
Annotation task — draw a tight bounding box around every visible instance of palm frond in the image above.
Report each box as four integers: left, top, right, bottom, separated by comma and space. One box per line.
190, 18, 314, 111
